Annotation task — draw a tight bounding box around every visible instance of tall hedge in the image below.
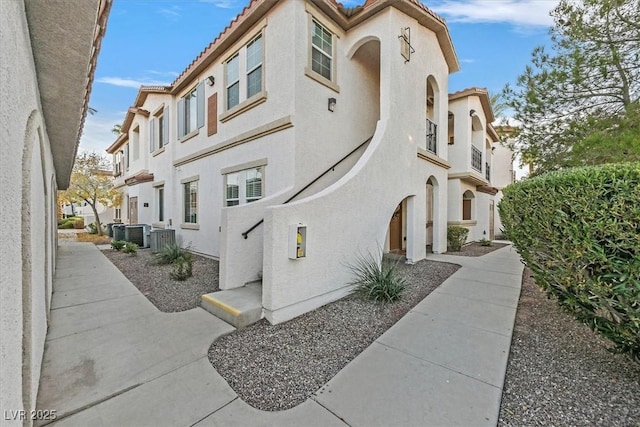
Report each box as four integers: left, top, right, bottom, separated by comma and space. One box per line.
499, 163, 640, 360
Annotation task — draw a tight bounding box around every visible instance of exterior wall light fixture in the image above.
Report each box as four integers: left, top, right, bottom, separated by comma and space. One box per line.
206, 76, 215, 86
469, 109, 476, 117
328, 97, 336, 112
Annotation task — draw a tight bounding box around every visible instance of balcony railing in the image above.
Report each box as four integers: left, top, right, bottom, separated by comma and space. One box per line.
426, 118, 437, 154
485, 162, 491, 181
471, 146, 482, 172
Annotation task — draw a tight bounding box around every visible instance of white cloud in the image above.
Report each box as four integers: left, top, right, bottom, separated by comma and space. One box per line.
431, 0, 559, 28
158, 5, 182, 17
199, 0, 240, 9
95, 77, 171, 88
459, 58, 476, 63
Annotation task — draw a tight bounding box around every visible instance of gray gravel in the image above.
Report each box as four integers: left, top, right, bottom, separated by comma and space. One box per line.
498, 268, 640, 426
103, 248, 219, 312
207, 259, 460, 411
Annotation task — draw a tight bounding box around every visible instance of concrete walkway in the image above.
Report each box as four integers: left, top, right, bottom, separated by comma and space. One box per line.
38, 242, 523, 426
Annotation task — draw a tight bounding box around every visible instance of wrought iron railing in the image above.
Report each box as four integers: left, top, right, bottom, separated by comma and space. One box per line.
485, 162, 490, 181
426, 118, 437, 154
471, 146, 482, 172
242, 136, 373, 239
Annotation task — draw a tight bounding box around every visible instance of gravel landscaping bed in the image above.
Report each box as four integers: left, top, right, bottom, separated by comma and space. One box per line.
207, 259, 460, 411
102, 248, 219, 312
446, 241, 509, 257
498, 268, 640, 426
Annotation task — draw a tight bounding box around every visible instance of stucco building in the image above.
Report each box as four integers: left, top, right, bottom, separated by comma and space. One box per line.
107, 0, 511, 325
0, 0, 110, 421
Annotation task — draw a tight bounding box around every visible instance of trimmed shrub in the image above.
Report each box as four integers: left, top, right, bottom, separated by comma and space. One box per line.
170, 255, 193, 281
155, 243, 190, 265
499, 163, 640, 359
122, 242, 138, 255
447, 226, 469, 252
111, 240, 126, 251
348, 250, 405, 302
59, 221, 75, 229
73, 218, 84, 229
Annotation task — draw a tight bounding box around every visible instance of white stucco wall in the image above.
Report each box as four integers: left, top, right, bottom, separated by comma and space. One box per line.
261, 7, 451, 323
1, 1, 56, 419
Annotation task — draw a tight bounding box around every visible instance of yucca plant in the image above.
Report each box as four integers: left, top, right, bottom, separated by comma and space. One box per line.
170, 255, 193, 281
348, 250, 405, 302
155, 243, 190, 264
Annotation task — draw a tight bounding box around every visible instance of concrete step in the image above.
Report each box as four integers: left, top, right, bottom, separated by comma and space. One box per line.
201, 283, 262, 329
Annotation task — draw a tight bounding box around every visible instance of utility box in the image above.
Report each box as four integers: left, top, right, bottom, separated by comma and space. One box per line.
150, 229, 176, 253
125, 224, 151, 248
112, 224, 126, 241
288, 223, 307, 259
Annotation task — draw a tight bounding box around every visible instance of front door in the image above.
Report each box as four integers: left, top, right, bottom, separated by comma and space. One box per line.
426, 183, 434, 246
389, 204, 402, 251
129, 196, 138, 224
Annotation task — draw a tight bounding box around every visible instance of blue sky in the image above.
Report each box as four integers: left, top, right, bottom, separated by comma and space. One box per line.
81, 0, 559, 153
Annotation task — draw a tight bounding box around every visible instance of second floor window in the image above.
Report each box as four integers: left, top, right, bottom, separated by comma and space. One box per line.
150, 106, 169, 151
177, 83, 204, 139
311, 20, 332, 80
225, 33, 264, 111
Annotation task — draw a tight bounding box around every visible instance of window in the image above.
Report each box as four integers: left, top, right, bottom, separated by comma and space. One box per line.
246, 35, 262, 99
114, 151, 122, 176
157, 187, 164, 222
311, 20, 332, 80
225, 33, 263, 111
462, 190, 474, 221
115, 207, 122, 220
150, 107, 170, 151
131, 127, 140, 161
183, 181, 198, 223
177, 83, 204, 139
225, 167, 263, 206
124, 144, 129, 170
226, 54, 240, 109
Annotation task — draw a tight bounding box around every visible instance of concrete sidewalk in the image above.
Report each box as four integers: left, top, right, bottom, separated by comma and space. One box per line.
39, 242, 523, 426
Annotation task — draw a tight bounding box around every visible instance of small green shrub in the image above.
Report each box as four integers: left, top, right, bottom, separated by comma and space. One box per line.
155, 243, 190, 264
73, 218, 84, 229
59, 221, 74, 229
479, 238, 493, 247
499, 163, 640, 359
111, 240, 126, 251
170, 255, 193, 280
348, 250, 405, 302
447, 226, 469, 252
122, 242, 138, 255
85, 222, 99, 234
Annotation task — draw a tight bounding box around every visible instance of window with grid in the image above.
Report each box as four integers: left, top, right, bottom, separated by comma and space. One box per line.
246, 35, 262, 99
183, 181, 198, 223
225, 167, 263, 207
177, 83, 204, 139
226, 54, 240, 109
150, 106, 170, 152
311, 20, 332, 80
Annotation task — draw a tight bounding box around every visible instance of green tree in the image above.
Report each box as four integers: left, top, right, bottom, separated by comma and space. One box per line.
111, 123, 122, 135
503, 0, 639, 174
58, 152, 121, 236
